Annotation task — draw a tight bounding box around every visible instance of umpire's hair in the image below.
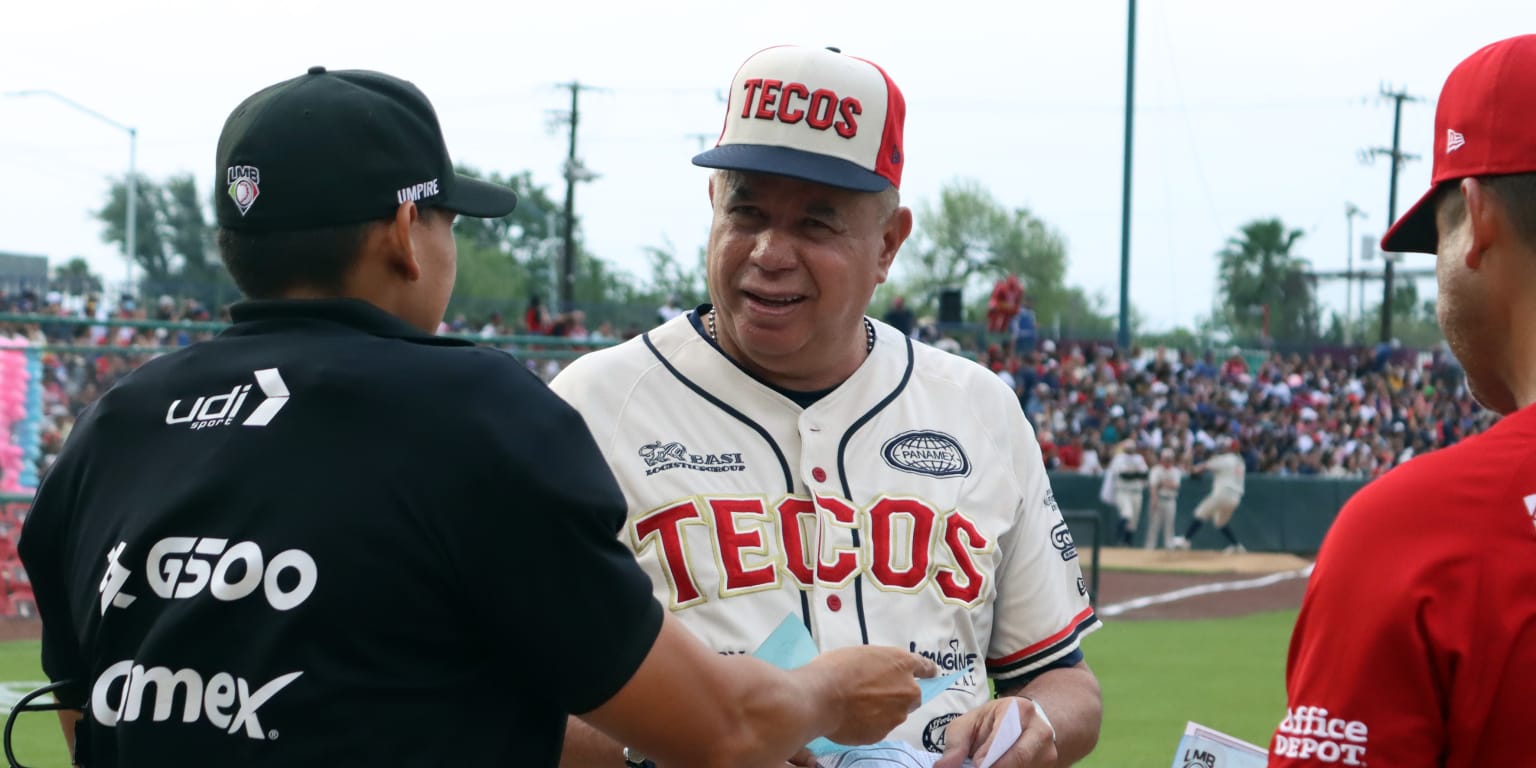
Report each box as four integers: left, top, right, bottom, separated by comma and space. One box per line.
216, 222, 374, 299
1436, 172, 1536, 248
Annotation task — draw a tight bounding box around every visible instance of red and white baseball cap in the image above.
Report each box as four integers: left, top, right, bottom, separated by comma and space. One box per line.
1381, 34, 1536, 254
692, 45, 906, 192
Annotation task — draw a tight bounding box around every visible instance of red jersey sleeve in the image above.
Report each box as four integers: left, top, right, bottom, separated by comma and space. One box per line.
1270, 416, 1536, 768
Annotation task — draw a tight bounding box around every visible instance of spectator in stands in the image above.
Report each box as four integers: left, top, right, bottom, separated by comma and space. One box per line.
882, 294, 915, 337
524, 295, 550, 334
657, 294, 683, 325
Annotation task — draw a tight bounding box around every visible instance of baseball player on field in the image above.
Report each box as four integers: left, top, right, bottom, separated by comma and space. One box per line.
1144, 449, 1182, 550
552, 45, 1102, 768
1271, 34, 1536, 767
1100, 440, 1149, 547
1170, 436, 1246, 553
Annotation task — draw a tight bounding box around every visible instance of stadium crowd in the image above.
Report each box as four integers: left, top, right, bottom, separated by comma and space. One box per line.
0, 288, 1495, 484
990, 339, 1494, 480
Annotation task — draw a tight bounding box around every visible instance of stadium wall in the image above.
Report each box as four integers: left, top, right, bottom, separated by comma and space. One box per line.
1050, 472, 1368, 555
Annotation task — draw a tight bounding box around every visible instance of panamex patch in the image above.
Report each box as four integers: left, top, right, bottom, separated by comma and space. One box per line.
227, 166, 261, 216
882, 431, 971, 478
166, 368, 289, 430
92, 660, 301, 740
1271, 706, 1368, 765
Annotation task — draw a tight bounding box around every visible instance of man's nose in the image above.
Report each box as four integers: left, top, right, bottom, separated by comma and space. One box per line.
750, 228, 798, 271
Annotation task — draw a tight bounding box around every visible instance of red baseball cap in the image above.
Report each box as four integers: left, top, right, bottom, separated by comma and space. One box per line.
1381, 34, 1536, 254
693, 45, 906, 192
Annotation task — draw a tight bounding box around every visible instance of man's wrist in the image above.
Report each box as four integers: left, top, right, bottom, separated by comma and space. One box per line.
1019, 696, 1057, 744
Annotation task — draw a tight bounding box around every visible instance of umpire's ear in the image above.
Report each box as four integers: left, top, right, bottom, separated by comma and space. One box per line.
385, 201, 424, 283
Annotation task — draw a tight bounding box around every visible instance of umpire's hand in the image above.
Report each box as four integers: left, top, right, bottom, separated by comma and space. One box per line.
798, 647, 939, 746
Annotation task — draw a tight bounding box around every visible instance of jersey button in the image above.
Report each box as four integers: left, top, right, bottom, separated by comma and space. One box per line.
812, 467, 827, 483
827, 594, 842, 611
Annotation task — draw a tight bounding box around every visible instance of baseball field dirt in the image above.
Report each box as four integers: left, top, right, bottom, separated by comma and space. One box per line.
1096, 547, 1313, 621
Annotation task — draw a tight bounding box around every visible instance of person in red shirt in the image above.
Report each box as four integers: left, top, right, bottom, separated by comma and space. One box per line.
1271, 34, 1536, 768
1057, 435, 1084, 471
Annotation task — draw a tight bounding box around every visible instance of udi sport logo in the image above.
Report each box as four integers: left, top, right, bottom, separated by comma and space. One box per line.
166, 369, 289, 430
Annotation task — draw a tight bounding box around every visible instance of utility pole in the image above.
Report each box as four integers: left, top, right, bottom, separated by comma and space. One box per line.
1116, 0, 1137, 350
1344, 203, 1365, 344
1365, 85, 1421, 344
553, 81, 599, 313
4, 90, 137, 293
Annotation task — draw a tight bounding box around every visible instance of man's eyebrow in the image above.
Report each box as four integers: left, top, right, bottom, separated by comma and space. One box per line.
806, 202, 839, 218
725, 184, 755, 203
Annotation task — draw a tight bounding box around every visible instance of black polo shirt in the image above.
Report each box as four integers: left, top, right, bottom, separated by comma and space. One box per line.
19, 298, 662, 767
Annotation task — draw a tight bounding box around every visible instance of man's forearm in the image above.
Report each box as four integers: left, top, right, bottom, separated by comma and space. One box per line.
562, 716, 623, 768
57, 710, 80, 766
1000, 662, 1101, 766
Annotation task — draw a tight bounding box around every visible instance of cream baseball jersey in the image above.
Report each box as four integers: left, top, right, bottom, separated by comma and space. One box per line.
551, 312, 1100, 750
1207, 453, 1246, 496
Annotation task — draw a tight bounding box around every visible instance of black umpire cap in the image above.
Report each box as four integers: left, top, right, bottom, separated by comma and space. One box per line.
214, 66, 518, 232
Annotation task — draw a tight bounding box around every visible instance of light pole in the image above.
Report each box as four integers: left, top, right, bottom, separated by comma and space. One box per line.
1344, 203, 1365, 344
4, 89, 138, 292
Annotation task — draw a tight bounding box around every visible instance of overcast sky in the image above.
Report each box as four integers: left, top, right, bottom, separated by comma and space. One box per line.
1, 0, 1526, 331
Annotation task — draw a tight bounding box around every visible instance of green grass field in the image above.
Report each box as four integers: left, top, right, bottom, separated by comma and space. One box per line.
1078, 610, 1294, 767
0, 640, 69, 768
0, 612, 1294, 767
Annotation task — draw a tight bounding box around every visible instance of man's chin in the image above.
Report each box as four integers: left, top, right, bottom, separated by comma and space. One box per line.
1466, 375, 1518, 415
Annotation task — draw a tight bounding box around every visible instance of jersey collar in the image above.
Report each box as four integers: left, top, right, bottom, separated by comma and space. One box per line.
226, 298, 475, 346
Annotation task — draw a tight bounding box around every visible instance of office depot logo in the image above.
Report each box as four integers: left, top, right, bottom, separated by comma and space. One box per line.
1271, 706, 1368, 765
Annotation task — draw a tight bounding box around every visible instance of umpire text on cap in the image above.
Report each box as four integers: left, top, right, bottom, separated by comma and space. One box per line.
692, 46, 906, 192
1381, 34, 1536, 254
215, 66, 518, 232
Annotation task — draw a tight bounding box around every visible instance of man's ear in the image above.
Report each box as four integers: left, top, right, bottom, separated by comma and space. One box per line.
875, 206, 914, 284
387, 201, 423, 282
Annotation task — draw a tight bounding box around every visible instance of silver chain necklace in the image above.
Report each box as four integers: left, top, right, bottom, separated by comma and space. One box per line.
707, 308, 875, 353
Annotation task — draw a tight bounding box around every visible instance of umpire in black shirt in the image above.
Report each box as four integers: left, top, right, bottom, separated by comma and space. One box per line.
18, 67, 935, 768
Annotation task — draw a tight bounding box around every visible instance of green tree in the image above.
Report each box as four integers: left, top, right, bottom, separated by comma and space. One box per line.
96, 172, 237, 307
643, 238, 707, 306
51, 257, 102, 296
447, 166, 568, 323
1213, 219, 1319, 343
897, 179, 1113, 336
95, 173, 168, 282
1335, 280, 1443, 348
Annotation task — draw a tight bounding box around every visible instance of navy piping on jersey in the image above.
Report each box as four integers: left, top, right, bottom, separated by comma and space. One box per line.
641, 329, 814, 632
835, 333, 916, 646
987, 613, 1099, 678
688, 306, 841, 408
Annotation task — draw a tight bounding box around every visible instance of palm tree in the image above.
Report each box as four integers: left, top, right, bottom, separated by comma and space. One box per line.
1216, 219, 1319, 343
